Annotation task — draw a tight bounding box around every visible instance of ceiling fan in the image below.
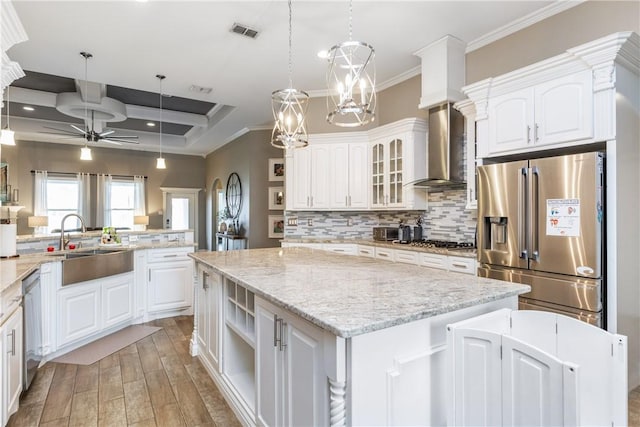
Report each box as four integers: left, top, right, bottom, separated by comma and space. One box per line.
42, 110, 139, 145
41, 51, 139, 146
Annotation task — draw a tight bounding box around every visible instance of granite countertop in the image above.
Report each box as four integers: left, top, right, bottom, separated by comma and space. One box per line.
190, 247, 529, 338
282, 238, 477, 258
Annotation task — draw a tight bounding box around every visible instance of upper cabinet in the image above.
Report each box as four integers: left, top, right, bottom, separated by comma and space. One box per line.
463, 32, 639, 160
486, 71, 593, 156
285, 120, 427, 212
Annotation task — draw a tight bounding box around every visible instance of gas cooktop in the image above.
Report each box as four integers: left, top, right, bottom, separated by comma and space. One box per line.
408, 240, 475, 249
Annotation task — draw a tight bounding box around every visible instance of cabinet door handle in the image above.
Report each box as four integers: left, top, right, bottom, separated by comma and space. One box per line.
273, 314, 279, 347
279, 320, 287, 351
202, 271, 209, 290
7, 329, 15, 356
310, 196, 314, 207
163, 254, 178, 258
348, 195, 352, 206
149, 270, 151, 282
527, 125, 531, 143
534, 123, 539, 142
451, 262, 467, 268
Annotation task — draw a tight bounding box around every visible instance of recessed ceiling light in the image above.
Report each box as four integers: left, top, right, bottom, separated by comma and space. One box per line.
22, 106, 35, 111
146, 122, 156, 127
317, 50, 329, 59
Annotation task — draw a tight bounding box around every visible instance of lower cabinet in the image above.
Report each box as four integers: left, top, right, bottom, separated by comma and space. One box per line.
255, 297, 328, 427
195, 265, 221, 373
147, 248, 194, 314
57, 273, 133, 348
2, 307, 23, 425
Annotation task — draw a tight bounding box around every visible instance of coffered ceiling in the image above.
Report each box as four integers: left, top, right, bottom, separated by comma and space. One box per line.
5, 0, 577, 156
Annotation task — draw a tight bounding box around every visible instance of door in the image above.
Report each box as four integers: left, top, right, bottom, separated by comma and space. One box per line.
477, 161, 529, 269
371, 142, 385, 208
488, 88, 534, 154
165, 192, 195, 230
529, 152, 603, 277
290, 148, 311, 209
330, 144, 349, 209
102, 274, 133, 328
148, 261, 192, 312
3, 308, 23, 423
58, 283, 101, 346
348, 142, 369, 209
310, 145, 331, 209
387, 138, 403, 207
255, 303, 282, 427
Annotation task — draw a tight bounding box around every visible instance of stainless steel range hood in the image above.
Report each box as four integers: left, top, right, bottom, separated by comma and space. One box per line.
410, 102, 465, 188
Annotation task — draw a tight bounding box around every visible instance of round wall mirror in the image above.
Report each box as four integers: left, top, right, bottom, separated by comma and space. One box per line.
225, 172, 242, 219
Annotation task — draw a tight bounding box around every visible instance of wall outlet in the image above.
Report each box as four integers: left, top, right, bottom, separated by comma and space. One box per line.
287, 217, 298, 226
129, 235, 138, 242
307, 218, 313, 226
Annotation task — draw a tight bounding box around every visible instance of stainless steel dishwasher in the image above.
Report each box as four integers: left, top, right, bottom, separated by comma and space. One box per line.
22, 269, 41, 390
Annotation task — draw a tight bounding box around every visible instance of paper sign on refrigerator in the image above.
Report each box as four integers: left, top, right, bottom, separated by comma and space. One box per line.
546, 199, 580, 237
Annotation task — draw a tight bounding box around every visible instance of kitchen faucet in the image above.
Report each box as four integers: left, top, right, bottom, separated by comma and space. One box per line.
59, 213, 86, 250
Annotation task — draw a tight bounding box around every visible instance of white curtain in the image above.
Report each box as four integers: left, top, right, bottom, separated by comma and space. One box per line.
96, 174, 112, 227
77, 173, 91, 227
133, 175, 146, 230
33, 170, 48, 234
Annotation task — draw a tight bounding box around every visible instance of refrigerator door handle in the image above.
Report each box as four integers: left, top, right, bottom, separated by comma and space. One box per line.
530, 166, 540, 261
519, 167, 528, 259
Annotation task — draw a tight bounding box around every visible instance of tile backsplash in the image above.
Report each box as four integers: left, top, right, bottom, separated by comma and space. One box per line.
284, 189, 477, 243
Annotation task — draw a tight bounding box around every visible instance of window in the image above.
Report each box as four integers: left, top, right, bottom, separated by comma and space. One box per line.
109, 180, 135, 229
46, 177, 79, 233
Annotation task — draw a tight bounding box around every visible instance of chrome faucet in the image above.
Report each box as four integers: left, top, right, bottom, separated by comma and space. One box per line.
59, 213, 86, 250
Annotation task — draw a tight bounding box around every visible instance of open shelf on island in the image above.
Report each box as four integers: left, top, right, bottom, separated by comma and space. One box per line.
225, 279, 255, 346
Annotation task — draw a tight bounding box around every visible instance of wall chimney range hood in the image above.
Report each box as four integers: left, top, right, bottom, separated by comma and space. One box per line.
410, 35, 467, 188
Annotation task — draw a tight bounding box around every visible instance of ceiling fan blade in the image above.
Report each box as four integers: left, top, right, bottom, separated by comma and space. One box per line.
104, 138, 140, 144
70, 124, 88, 135
42, 126, 82, 136
101, 139, 123, 145
107, 135, 138, 139
39, 132, 84, 140
99, 130, 115, 137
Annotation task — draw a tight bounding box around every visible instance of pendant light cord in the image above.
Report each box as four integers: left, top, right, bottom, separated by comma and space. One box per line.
157, 74, 165, 158
5, 86, 10, 129
287, 0, 292, 89
348, 0, 353, 41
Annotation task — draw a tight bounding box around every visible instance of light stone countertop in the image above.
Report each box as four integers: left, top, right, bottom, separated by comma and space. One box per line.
282, 238, 477, 258
190, 247, 529, 338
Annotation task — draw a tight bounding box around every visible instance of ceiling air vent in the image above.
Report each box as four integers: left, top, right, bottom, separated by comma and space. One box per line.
231, 22, 259, 39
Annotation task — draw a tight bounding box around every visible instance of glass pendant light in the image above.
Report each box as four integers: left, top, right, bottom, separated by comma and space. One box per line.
156, 74, 166, 169
326, 0, 376, 127
271, 0, 309, 149
80, 146, 92, 160
1, 85, 16, 145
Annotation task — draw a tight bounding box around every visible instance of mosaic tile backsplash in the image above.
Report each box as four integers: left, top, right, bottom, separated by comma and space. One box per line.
284, 189, 477, 244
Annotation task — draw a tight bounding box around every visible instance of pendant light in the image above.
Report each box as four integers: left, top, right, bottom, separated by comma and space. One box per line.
270, 0, 308, 149
156, 74, 166, 169
0, 85, 16, 145
325, 0, 376, 127
79, 52, 92, 160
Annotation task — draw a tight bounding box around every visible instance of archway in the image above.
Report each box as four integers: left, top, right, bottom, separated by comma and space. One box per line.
211, 178, 224, 250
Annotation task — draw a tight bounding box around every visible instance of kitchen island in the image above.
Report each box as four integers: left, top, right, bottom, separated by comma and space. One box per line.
189, 247, 530, 426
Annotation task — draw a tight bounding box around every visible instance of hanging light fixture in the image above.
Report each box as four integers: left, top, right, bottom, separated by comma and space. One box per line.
271, 0, 308, 149
79, 51, 92, 160
156, 74, 166, 169
1, 85, 16, 145
325, 0, 376, 127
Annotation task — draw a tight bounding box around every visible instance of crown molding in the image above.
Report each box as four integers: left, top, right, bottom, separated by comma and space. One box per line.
466, 0, 585, 53
1, 1, 28, 52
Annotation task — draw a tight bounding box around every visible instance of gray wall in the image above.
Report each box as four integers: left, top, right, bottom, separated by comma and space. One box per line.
2, 140, 207, 246
204, 129, 284, 250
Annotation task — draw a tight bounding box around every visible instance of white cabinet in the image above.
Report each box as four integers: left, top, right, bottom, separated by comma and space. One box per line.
420, 252, 448, 270
287, 144, 331, 210
330, 142, 369, 209
102, 275, 134, 329
395, 249, 419, 265
57, 281, 101, 347
2, 307, 22, 425
374, 246, 395, 262
255, 297, 328, 427
369, 118, 428, 210
447, 309, 627, 427
133, 249, 147, 321
446, 256, 476, 275
322, 243, 357, 256
195, 265, 221, 373
484, 70, 593, 157
147, 247, 194, 314
357, 245, 375, 258
455, 99, 479, 209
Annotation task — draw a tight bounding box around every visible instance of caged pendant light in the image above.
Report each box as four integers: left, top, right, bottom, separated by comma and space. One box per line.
1, 85, 16, 146
271, 0, 309, 149
156, 74, 166, 169
325, 0, 376, 127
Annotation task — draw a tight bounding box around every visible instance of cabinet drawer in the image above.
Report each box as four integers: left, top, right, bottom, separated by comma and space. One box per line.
447, 256, 476, 275
147, 247, 192, 262
323, 244, 357, 256
357, 245, 375, 258
395, 249, 419, 265
1, 280, 22, 326
374, 247, 395, 262
420, 253, 447, 270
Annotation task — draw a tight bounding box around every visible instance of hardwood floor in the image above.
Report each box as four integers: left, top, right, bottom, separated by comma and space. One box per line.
7, 316, 240, 427
7, 315, 640, 426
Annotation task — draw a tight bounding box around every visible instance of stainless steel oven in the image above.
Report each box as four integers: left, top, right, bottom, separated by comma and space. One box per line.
22, 269, 41, 390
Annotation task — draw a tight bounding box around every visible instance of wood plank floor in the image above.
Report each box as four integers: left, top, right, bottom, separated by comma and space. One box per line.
7, 316, 241, 427
7, 315, 640, 426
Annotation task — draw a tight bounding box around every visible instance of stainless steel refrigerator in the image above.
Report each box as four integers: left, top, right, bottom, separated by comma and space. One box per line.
477, 152, 605, 327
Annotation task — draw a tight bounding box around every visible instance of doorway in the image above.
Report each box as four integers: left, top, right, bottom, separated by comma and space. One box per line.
161, 187, 201, 239
211, 178, 224, 250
